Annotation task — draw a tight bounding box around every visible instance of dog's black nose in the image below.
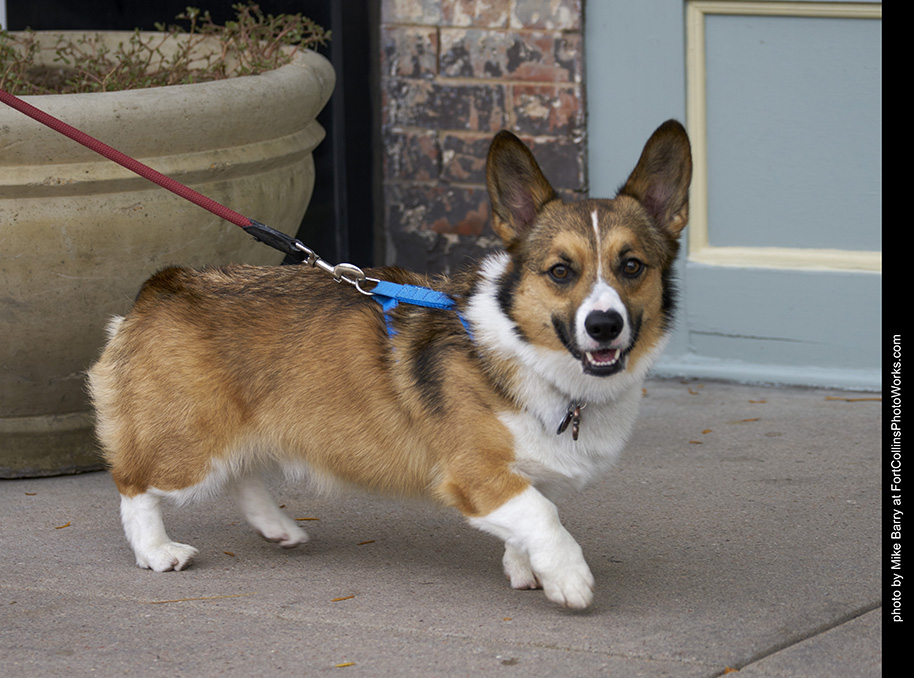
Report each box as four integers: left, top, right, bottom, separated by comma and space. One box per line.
585, 310, 624, 342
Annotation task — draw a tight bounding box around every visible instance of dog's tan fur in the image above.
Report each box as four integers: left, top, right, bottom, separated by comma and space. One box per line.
89, 121, 691, 608
91, 264, 528, 514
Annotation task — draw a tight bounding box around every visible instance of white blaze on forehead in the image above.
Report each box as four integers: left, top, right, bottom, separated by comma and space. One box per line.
591, 210, 603, 282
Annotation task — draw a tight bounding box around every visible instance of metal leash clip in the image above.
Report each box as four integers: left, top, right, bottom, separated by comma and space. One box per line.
291, 241, 320, 267
291, 241, 378, 295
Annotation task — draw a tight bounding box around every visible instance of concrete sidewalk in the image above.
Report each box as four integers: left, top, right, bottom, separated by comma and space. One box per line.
1, 378, 882, 677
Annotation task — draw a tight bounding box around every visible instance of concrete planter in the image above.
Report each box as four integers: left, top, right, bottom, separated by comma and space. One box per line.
1, 32, 335, 477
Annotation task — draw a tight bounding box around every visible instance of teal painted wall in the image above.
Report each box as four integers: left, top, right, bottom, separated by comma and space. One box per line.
586, 1, 882, 389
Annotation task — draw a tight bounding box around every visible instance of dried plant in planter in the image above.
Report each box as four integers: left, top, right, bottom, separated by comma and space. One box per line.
0, 2, 329, 95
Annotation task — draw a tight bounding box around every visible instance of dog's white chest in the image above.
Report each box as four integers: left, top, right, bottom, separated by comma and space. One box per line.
500, 385, 643, 500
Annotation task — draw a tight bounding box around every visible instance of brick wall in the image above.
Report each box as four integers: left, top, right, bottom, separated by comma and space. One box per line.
379, 0, 586, 273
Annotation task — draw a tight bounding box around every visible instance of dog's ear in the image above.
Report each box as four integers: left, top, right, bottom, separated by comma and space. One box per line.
618, 120, 692, 237
486, 131, 557, 248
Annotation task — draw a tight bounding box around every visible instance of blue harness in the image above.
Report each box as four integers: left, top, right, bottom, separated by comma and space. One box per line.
369, 280, 473, 339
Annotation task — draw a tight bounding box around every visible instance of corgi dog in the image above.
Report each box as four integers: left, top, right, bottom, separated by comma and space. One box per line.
88, 120, 691, 609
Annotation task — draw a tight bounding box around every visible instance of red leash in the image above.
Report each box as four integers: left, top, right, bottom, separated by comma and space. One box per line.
0, 87, 306, 260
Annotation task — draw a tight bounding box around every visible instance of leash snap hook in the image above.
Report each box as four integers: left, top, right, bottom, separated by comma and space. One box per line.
331, 262, 367, 287
291, 241, 320, 266
288, 241, 376, 295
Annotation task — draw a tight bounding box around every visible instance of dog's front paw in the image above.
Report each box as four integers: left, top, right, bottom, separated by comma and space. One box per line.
503, 544, 540, 590
136, 541, 199, 572
540, 563, 594, 609
469, 487, 594, 608
530, 546, 595, 609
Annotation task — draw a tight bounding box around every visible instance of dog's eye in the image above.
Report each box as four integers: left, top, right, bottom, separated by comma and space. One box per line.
621, 258, 645, 278
548, 264, 572, 282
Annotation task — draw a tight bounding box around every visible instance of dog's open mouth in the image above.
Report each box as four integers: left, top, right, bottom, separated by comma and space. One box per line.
583, 348, 624, 376
551, 316, 630, 377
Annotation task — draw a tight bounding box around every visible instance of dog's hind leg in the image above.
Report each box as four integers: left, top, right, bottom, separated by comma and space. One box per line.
120, 492, 199, 572
229, 473, 309, 548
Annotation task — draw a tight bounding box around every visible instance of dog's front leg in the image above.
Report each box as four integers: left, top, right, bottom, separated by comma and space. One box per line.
469, 486, 594, 609
502, 542, 540, 590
